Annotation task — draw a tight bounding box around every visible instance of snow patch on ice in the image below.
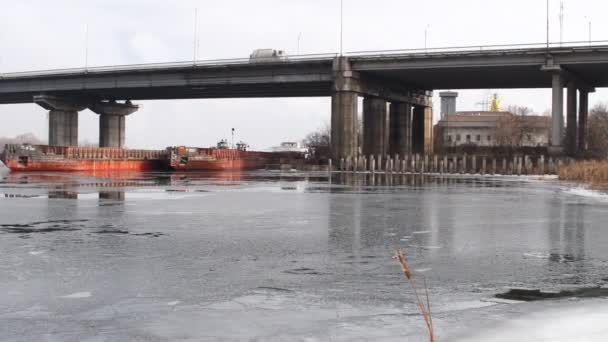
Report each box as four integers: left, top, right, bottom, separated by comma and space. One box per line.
565, 187, 608, 200
523, 252, 550, 259
451, 300, 608, 342
61, 291, 92, 299
414, 268, 432, 273
412, 230, 431, 235
421, 245, 442, 250
167, 301, 180, 306
28, 250, 46, 256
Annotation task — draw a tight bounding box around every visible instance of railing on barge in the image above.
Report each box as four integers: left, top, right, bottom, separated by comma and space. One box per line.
3, 144, 167, 160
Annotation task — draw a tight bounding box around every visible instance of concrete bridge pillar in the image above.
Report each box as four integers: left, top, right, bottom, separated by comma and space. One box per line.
578, 90, 589, 152
412, 105, 433, 154
550, 73, 564, 153
34, 95, 87, 146
89, 101, 138, 148
331, 57, 359, 159
388, 102, 412, 157
362, 97, 387, 156
565, 83, 578, 155
331, 92, 358, 159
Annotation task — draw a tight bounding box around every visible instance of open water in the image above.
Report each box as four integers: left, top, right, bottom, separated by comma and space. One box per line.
1, 168, 607, 341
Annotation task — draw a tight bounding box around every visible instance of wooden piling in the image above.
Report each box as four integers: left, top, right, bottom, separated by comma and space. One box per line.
472, 155, 477, 174
539, 155, 545, 175
371, 156, 376, 173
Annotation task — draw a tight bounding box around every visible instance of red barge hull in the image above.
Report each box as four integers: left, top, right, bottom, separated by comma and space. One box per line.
1, 144, 166, 172
167, 146, 271, 171
1, 144, 305, 173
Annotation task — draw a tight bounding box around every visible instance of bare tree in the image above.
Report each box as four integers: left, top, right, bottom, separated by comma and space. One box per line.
302, 124, 331, 159
506, 105, 534, 116
492, 114, 536, 147
588, 103, 608, 158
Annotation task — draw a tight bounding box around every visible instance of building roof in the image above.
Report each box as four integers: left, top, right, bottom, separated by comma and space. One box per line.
435, 111, 550, 129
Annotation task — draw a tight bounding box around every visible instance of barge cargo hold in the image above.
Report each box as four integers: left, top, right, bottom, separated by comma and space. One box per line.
1, 144, 166, 172
167, 145, 272, 171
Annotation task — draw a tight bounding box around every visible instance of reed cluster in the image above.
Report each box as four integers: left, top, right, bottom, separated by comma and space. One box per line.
558, 160, 608, 184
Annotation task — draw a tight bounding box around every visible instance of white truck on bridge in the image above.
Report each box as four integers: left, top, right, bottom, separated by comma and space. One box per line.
249, 49, 287, 63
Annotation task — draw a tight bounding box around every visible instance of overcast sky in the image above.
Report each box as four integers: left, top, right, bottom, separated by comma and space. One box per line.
1, 0, 607, 149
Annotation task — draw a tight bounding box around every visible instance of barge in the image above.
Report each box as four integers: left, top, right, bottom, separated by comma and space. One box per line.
1, 140, 306, 173
0, 144, 166, 172
167, 140, 273, 171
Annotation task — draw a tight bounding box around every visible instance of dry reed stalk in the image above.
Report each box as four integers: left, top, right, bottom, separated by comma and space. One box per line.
559, 160, 608, 184
394, 250, 436, 342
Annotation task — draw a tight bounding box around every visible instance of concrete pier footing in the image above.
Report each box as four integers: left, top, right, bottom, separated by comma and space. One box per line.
34, 95, 87, 146
388, 102, 412, 157
331, 91, 358, 159
550, 73, 564, 154
565, 83, 578, 155
578, 90, 589, 152
362, 97, 387, 156
411, 105, 433, 154
48, 110, 79, 146
90, 101, 139, 148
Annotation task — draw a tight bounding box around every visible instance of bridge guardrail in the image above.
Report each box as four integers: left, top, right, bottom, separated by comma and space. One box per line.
345, 40, 608, 59
0, 53, 338, 79
2, 40, 608, 79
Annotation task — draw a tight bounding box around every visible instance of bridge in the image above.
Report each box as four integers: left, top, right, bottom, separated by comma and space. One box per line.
1, 41, 608, 157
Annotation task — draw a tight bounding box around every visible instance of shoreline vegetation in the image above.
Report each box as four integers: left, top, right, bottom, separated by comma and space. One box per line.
558, 160, 608, 185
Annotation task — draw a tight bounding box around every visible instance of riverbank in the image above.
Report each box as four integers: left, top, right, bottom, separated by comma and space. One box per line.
558, 160, 608, 185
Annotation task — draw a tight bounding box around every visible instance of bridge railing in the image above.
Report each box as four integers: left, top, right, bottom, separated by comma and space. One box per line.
0, 53, 338, 79
2, 40, 608, 79
345, 40, 608, 59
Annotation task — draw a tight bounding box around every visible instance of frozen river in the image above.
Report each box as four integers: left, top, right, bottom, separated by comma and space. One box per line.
1, 169, 608, 341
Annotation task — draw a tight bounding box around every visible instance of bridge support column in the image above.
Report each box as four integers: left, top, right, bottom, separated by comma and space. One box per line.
412, 104, 433, 154
388, 102, 412, 157
331, 57, 359, 160
550, 73, 564, 154
90, 101, 139, 148
578, 89, 589, 153
331, 92, 358, 160
565, 83, 578, 155
34, 95, 87, 146
362, 97, 387, 156
48, 111, 79, 146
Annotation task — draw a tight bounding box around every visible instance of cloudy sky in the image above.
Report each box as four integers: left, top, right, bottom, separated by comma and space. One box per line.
0, 0, 607, 149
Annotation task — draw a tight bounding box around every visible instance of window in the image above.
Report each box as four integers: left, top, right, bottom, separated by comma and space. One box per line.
456, 134, 461, 141
487, 135, 492, 141
447, 135, 452, 142
527, 134, 532, 141
466, 135, 471, 142
476, 135, 481, 142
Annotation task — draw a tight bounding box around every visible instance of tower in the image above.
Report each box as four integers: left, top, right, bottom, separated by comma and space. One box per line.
439, 91, 458, 119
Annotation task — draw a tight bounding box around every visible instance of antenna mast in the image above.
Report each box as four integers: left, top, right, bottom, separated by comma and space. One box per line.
559, 1, 564, 46
193, 8, 199, 63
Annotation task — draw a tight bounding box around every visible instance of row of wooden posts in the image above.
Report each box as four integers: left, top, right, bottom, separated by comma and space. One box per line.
328, 154, 568, 175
